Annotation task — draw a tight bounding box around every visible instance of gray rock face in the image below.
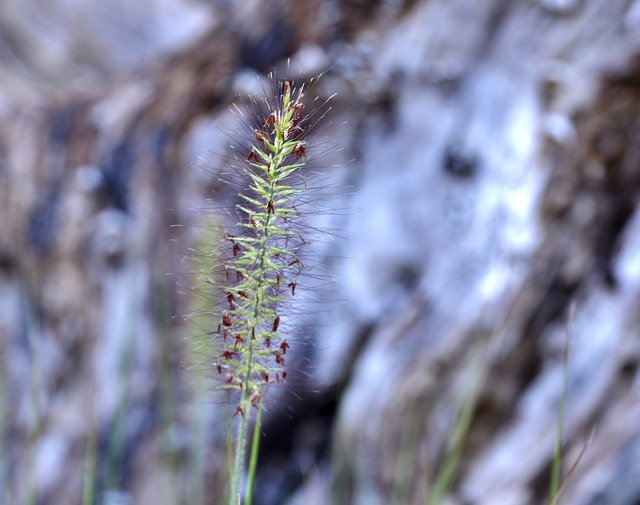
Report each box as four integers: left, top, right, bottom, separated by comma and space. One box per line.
1, 0, 639, 504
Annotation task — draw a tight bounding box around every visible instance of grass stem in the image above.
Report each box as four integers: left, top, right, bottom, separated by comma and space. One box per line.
245, 399, 264, 505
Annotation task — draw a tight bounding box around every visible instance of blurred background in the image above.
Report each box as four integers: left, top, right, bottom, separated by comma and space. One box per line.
1, 0, 640, 504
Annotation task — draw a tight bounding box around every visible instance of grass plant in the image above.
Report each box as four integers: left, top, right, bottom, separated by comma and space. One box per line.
426, 358, 484, 505
208, 75, 329, 505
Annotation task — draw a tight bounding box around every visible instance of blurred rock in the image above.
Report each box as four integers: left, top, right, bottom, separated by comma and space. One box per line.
539, 0, 583, 15
1, 1, 640, 505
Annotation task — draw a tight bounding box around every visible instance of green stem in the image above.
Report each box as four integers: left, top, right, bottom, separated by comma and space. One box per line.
231, 398, 249, 505
549, 303, 573, 504
82, 437, 97, 505
245, 399, 264, 505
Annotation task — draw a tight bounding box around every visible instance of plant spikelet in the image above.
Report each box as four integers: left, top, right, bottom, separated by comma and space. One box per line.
215, 79, 310, 405
216, 75, 328, 504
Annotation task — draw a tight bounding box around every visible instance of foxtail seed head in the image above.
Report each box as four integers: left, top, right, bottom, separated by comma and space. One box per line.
215, 79, 312, 408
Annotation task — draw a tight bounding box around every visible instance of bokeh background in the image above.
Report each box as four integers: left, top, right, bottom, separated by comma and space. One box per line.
2, 0, 640, 504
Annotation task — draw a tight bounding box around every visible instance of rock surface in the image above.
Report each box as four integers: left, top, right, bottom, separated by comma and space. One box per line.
1, 1, 639, 504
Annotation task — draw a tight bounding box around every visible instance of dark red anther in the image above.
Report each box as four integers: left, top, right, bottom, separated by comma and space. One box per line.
264, 113, 275, 128
293, 143, 306, 159
287, 281, 296, 296
267, 200, 275, 214
238, 290, 249, 299
275, 353, 285, 365
233, 334, 245, 348
261, 371, 269, 383
222, 312, 232, 327
272, 315, 280, 332
232, 242, 241, 257
280, 340, 289, 354
276, 272, 281, 287
236, 270, 244, 281
281, 371, 287, 381
247, 150, 257, 162
264, 337, 271, 347
226, 292, 235, 308
222, 350, 237, 360
234, 406, 244, 417
225, 374, 234, 384
222, 330, 228, 342
287, 126, 304, 140
216, 363, 223, 374
253, 129, 268, 147
251, 392, 261, 406
283, 80, 291, 95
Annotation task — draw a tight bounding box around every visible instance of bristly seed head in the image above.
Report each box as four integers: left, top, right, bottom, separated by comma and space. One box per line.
215, 76, 319, 410
215, 72, 338, 505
